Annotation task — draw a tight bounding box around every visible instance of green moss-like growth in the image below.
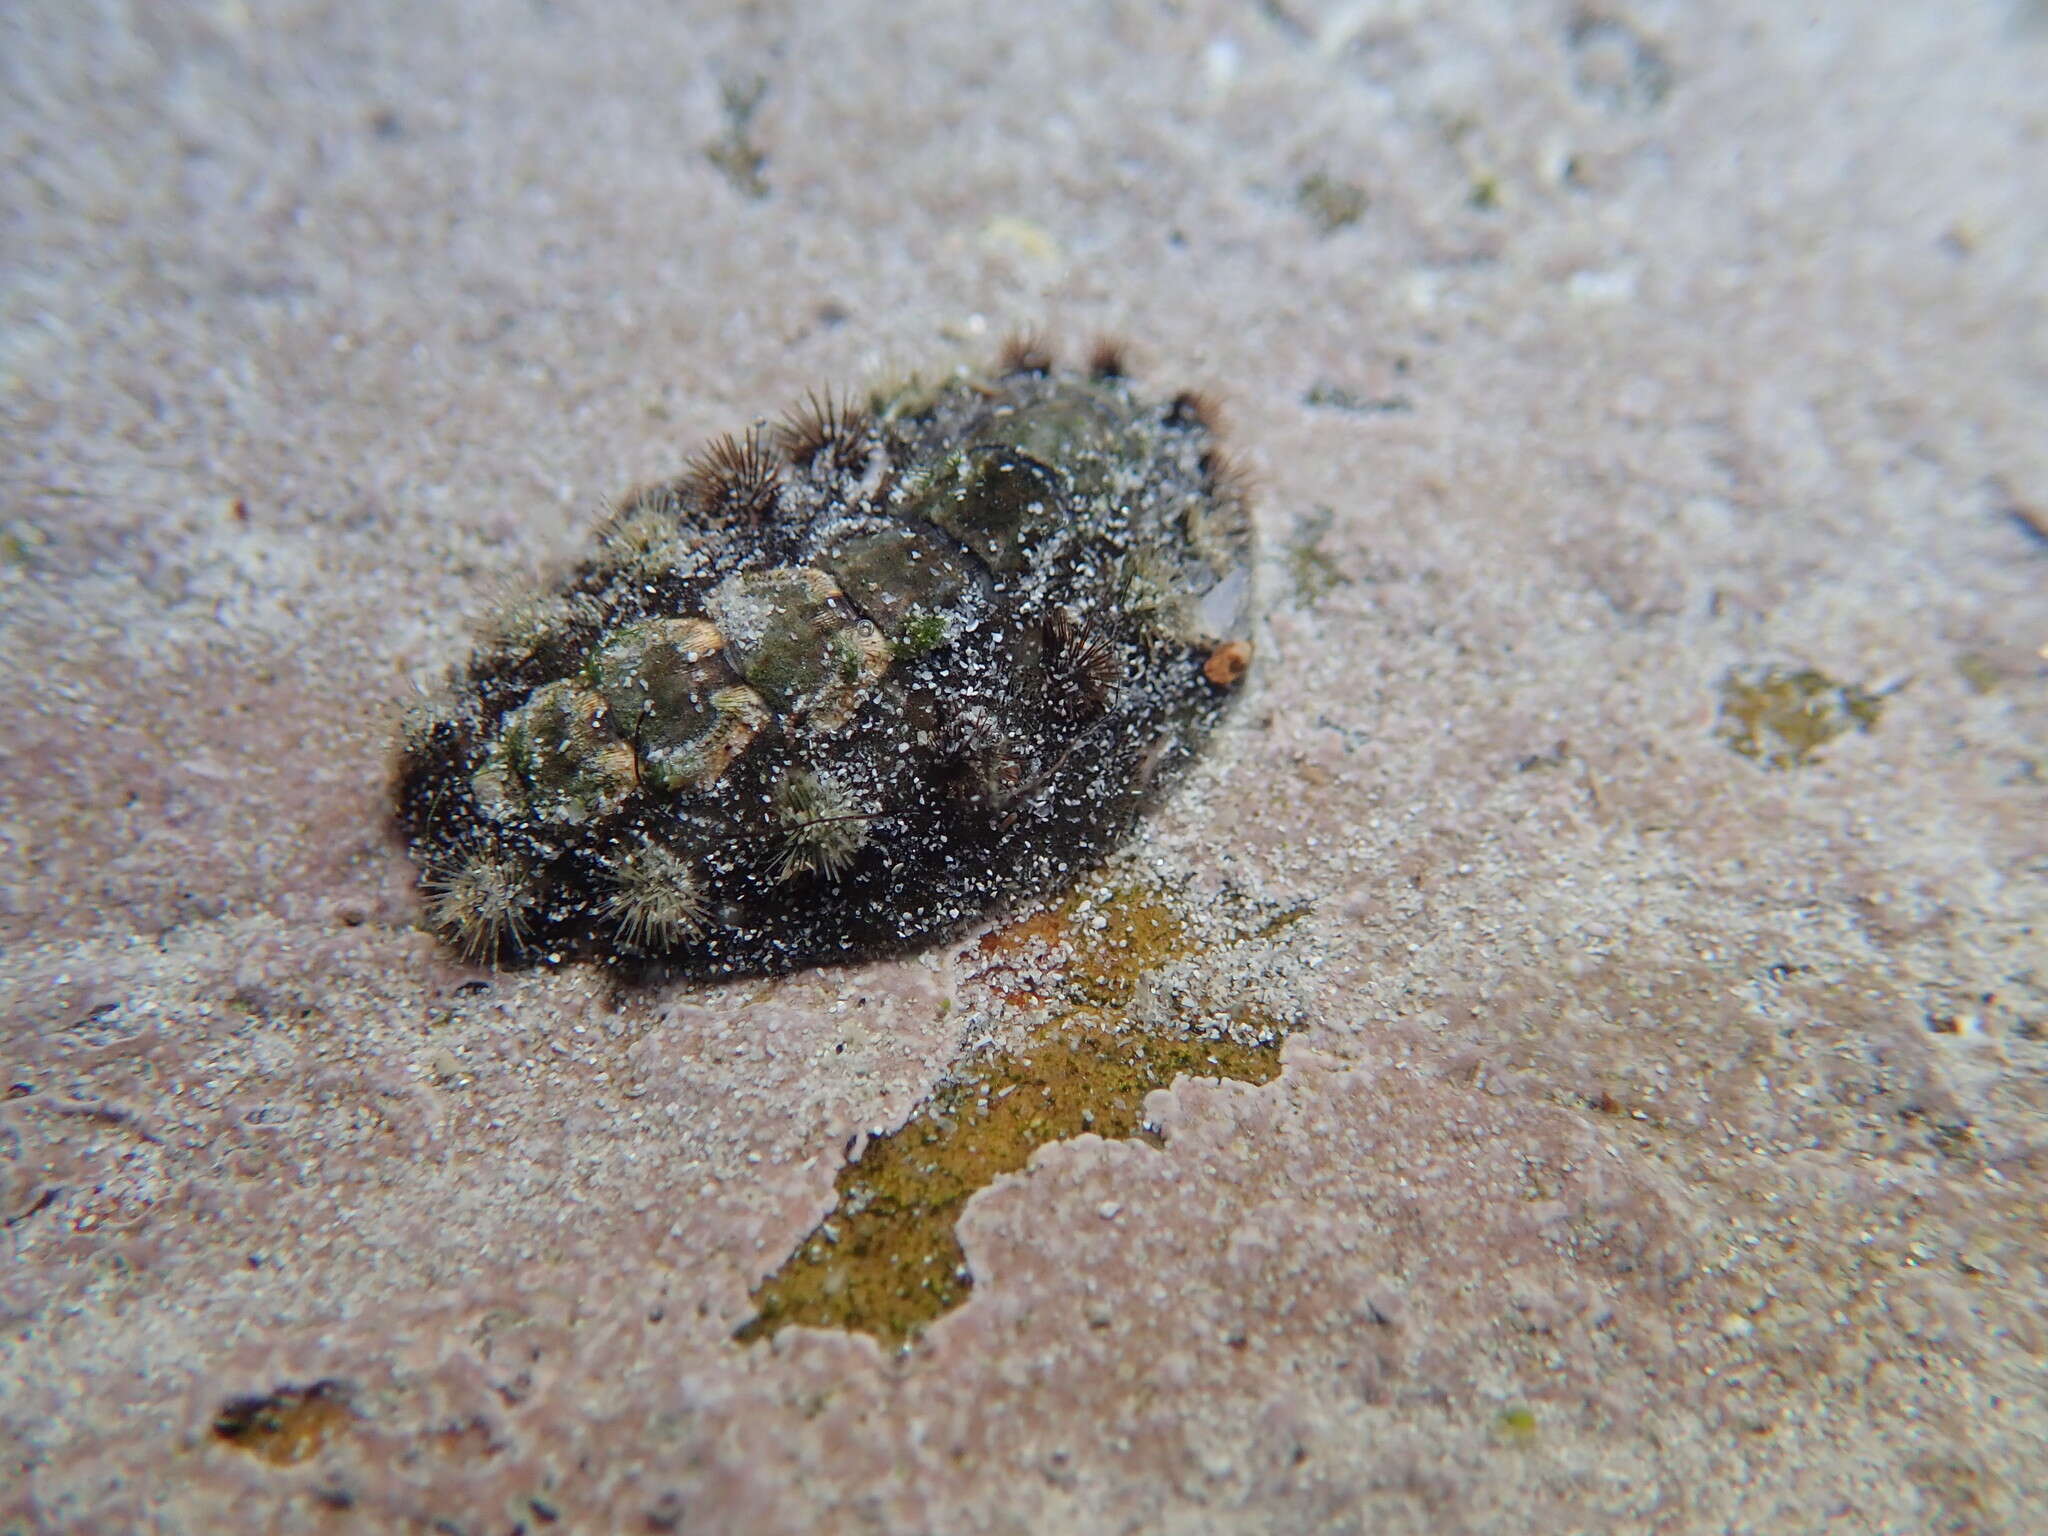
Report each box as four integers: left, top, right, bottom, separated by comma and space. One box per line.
1715, 665, 1884, 769
894, 610, 950, 658
704, 75, 769, 199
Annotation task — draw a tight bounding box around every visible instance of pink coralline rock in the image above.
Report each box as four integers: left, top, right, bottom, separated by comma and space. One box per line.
4, 0, 2046, 1532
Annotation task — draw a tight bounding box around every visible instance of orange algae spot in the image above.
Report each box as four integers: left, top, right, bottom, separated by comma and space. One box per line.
211, 1379, 354, 1465
973, 880, 1200, 1009
974, 907, 1069, 1004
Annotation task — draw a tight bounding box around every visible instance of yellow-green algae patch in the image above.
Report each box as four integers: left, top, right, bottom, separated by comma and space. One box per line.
1285, 505, 1351, 608
736, 1023, 1284, 1346
1953, 652, 2002, 695
1715, 665, 1884, 769
1061, 884, 1201, 1009
739, 880, 1298, 1346
1493, 1405, 1540, 1446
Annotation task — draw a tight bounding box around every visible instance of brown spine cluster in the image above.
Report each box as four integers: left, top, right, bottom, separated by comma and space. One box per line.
996, 327, 1055, 377
1044, 607, 1122, 717
684, 429, 784, 525
777, 389, 873, 475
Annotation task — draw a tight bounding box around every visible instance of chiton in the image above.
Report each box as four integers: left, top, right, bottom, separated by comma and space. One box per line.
394, 338, 1255, 975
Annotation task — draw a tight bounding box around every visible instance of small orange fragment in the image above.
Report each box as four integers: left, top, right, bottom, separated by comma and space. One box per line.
1203, 639, 1253, 688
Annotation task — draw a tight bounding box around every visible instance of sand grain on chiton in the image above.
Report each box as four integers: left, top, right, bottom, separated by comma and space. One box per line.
395, 340, 1257, 976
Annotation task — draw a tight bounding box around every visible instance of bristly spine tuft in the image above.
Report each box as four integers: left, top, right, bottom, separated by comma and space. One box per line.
685, 429, 783, 524
1044, 606, 1122, 716
603, 841, 709, 949
597, 483, 693, 568
1167, 389, 1224, 433
772, 769, 872, 881
1200, 446, 1255, 514
424, 851, 535, 964
777, 389, 873, 476
996, 328, 1055, 377
1086, 336, 1131, 380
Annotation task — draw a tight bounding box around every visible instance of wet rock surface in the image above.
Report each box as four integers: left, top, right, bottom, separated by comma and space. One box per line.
3, 2, 2044, 1530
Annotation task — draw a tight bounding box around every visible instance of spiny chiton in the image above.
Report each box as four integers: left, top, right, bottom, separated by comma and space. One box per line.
394, 337, 1255, 975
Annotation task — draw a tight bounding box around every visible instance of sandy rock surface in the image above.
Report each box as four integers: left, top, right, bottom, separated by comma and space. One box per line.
4, 1, 2045, 1531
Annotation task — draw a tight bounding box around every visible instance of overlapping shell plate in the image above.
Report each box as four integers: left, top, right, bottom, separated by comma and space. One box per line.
394, 344, 1256, 976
